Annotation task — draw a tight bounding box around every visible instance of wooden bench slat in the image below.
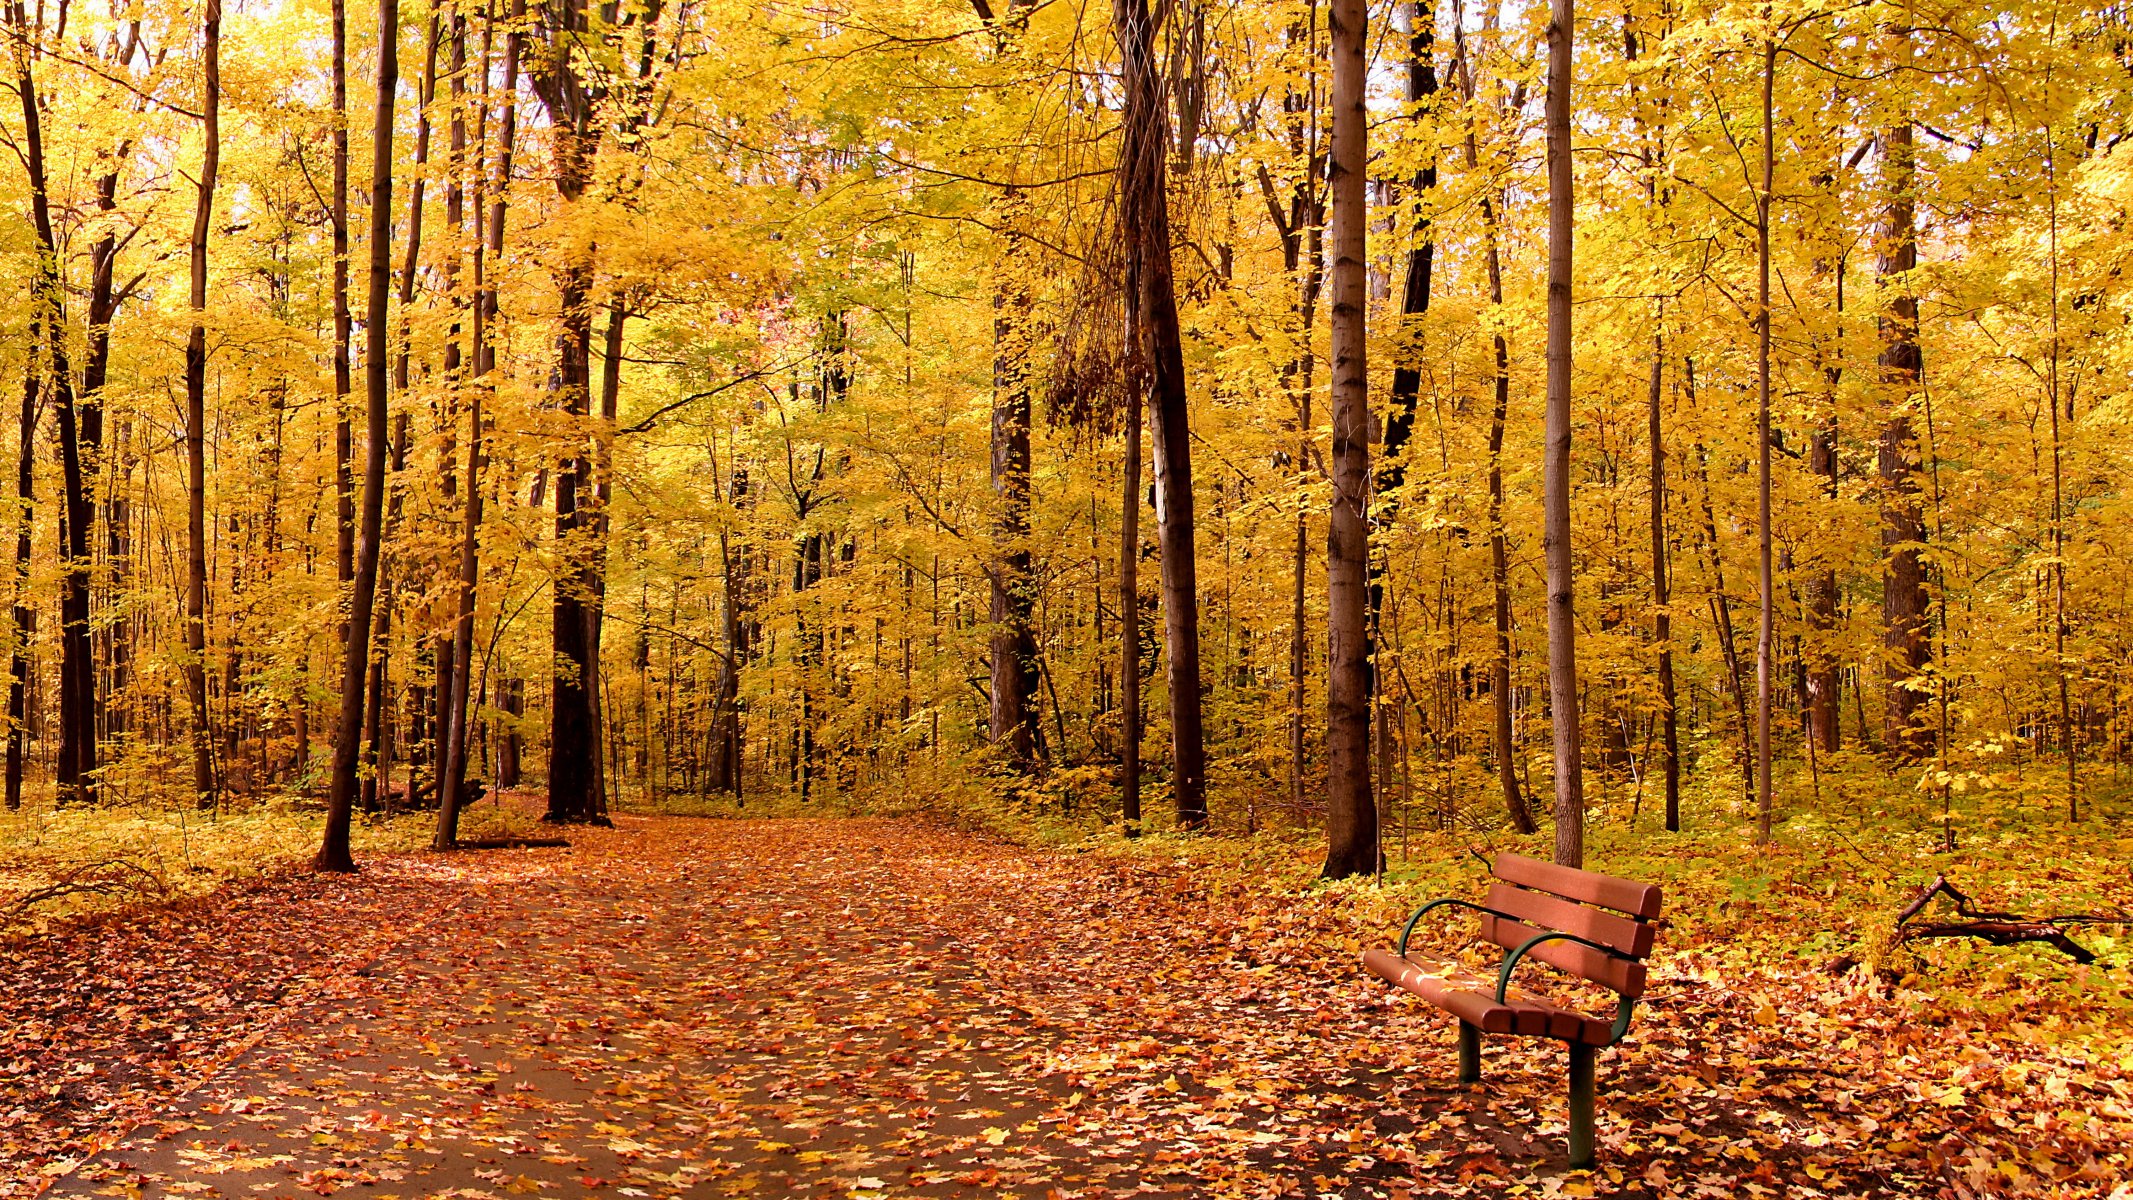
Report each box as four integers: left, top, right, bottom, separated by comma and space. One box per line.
1493, 851, 1661, 918
1363, 949, 1616, 1045
1484, 882, 1655, 959
1480, 915, 1650, 998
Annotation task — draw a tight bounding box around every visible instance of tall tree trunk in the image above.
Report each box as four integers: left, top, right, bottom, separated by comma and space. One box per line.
183, 0, 224, 810
1367, 0, 1439, 823
365, 15, 437, 816
1806, 193, 1843, 756
1320, 0, 1375, 876
1543, 0, 1583, 866
528, 0, 604, 824
333, 0, 356, 592
317, 0, 398, 871
1878, 120, 1931, 758
88, 160, 125, 742
439, 1, 518, 844
1119, 394, 1142, 829
1648, 334, 1679, 831
10, 13, 97, 806
1115, 0, 1207, 829
1457, 28, 1535, 835
1753, 44, 1776, 843
6, 338, 37, 811
1624, 13, 1679, 832
989, 198, 1038, 771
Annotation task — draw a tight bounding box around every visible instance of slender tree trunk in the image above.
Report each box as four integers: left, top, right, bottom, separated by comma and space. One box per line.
1116, 0, 1207, 829
1455, 32, 1535, 835
10, 18, 97, 807
1648, 333, 1680, 831
363, 16, 436, 816
1878, 120, 1931, 759
1753, 43, 1776, 842
989, 196, 1039, 771
440, 3, 517, 843
6, 339, 37, 811
87, 160, 125, 741
1543, 0, 1583, 866
183, 0, 224, 810
333, 0, 356, 592
1367, 0, 1439, 834
1119, 394, 1143, 829
317, 0, 398, 872
1806, 237, 1843, 755
528, 0, 604, 824
1320, 0, 1375, 876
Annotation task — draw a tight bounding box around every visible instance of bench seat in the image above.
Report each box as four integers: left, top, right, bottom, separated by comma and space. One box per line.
1363, 947, 1615, 1045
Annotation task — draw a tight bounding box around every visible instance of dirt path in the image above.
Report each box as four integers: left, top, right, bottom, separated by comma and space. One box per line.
26, 816, 2122, 1199
33, 817, 1517, 1199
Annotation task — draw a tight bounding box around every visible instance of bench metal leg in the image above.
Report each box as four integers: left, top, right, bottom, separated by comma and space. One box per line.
1457, 1021, 1481, 1083
1567, 1041, 1596, 1167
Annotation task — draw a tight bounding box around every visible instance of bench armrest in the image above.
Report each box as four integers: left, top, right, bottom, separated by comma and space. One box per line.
1395, 897, 1521, 957
1497, 929, 1641, 1046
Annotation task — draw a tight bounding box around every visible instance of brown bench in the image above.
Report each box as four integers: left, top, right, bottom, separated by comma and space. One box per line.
1363, 852, 1662, 1167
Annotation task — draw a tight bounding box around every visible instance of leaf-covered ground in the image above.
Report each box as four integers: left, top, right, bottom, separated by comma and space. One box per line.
13, 816, 2133, 1198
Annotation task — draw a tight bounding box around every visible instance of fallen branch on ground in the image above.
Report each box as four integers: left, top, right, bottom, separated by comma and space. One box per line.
1886, 875, 2130, 966
8, 859, 171, 911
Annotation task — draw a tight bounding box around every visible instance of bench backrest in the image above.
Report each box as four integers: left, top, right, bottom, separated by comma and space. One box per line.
1477, 853, 1662, 999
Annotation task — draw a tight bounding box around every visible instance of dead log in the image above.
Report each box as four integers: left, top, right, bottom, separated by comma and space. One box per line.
1889, 875, 2129, 966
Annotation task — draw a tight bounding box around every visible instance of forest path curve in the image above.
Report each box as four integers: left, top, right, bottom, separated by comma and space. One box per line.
39, 816, 1456, 1200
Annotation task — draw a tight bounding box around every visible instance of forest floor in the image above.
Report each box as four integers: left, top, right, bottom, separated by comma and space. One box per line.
4, 812, 2131, 1199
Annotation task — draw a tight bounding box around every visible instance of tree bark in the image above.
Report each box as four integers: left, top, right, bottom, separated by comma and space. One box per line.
317, 0, 398, 872
1543, 0, 1583, 866
1456, 26, 1535, 836
1368, 0, 1439, 820
989, 194, 1039, 771
183, 0, 223, 811
439, 1, 518, 844
528, 0, 605, 824
1754, 43, 1776, 843
1115, 0, 1207, 829
1878, 120, 1931, 758
1321, 0, 1376, 877
9, 13, 97, 807
332, 0, 356, 593
6, 336, 37, 811
1119, 393, 1143, 829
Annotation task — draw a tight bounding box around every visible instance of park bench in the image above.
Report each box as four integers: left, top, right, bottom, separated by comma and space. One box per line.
1363, 852, 1662, 1167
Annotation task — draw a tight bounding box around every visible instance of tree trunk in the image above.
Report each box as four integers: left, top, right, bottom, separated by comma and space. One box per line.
6, 339, 37, 811
1119, 393, 1143, 829
1648, 334, 1680, 831
1806, 232, 1842, 756
1321, 0, 1376, 877
332, 0, 356, 592
1115, 0, 1207, 829
183, 0, 224, 811
10, 19, 97, 807
1457, 29, 1535, 836
1753, 44, 1776, 842
528, 0, 605, 825
1878, 120, 1931, 758
440, 2, 517, 844
989, 198, 1039, 771
316, 0, 397, 872
1367, 0, 1439, 834
1543, 0, 1583, 866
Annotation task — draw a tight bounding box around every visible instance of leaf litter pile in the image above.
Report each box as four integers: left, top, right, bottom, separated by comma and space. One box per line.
4, 817, 2127, 1198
